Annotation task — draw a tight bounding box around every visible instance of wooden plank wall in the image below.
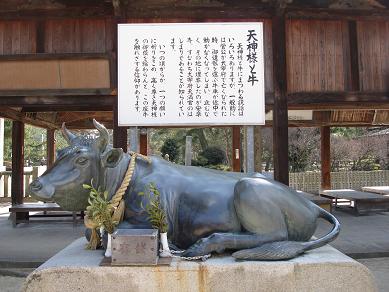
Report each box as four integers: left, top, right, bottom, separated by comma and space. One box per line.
286, 19, 347, 93
0, 21, 36, 54
0, 19, 113, 55
0, 18, 386, 94
44, 19, 113, 53
357, 21, 389, 92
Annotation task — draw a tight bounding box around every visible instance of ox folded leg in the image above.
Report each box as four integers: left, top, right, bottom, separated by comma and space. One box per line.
182, 232, 286, 257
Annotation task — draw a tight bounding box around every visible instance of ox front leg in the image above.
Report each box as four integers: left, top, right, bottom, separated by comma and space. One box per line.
182, 232, 286, 257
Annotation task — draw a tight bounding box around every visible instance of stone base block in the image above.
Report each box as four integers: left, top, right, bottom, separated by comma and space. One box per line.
23, 238, 376, 292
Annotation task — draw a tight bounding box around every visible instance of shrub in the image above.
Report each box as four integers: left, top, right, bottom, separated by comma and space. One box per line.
160, 138, 179, 162
200, 146, 226, 165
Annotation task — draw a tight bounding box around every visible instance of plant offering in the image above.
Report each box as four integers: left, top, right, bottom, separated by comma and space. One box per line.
84, 180, 120, 256
139, 182, 171, 257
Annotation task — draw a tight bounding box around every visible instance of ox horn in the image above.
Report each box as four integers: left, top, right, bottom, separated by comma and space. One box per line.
61, 123, 76, 145
93, 119, 109, 152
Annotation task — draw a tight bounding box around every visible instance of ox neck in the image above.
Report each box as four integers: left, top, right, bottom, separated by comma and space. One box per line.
103, 153, 132, 199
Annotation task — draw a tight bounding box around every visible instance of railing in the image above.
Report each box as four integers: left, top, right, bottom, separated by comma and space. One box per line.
289, 170, 389, 194
0, 166, 47, 201
1, 168, 387, 199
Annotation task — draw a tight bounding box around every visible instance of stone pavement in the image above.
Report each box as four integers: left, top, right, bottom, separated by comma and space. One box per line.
1, 203, 389, 291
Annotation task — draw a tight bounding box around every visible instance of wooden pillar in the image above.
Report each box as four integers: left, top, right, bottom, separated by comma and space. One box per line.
348, 21, 360, 91
113, 103, 128, 152
11, 121, 25, 209
272, 12, 289, 185
232, 126, 241, 172
111, 17, 128, 152
46, 129, 55, 167
139, 128, 148, 155
321, 126, 331, 190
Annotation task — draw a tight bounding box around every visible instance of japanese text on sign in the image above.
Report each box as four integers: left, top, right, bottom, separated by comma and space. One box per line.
118, 23, 265, 126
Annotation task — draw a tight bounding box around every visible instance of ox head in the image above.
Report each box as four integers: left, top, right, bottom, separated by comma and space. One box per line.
29, 120, 123, 211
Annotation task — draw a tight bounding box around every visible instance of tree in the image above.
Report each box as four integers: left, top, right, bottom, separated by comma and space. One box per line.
288, 128, 320, 172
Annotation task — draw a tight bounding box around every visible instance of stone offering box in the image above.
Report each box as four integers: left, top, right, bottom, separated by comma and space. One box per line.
111, 229, 158, 266
23, 238, 377, 292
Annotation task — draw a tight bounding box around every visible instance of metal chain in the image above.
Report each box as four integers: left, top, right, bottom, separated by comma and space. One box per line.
161, 249, 211, 262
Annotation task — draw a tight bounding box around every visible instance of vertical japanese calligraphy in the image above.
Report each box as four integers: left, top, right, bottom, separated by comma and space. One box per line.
118, 23, 265, 126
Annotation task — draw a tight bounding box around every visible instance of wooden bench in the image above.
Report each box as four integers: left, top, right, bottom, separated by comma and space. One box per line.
296, 191, 332, 213
362, 186, 389, 196
320, 189, 389, 215
9, 203, 83, 226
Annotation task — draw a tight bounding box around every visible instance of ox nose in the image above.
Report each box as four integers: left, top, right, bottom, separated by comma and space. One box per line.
30, 179, 43, 192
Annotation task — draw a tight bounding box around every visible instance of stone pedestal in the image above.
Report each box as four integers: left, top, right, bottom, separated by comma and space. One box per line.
23, 238, 376, 292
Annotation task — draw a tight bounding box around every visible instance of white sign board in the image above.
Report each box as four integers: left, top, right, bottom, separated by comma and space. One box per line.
118, 22, 265, 126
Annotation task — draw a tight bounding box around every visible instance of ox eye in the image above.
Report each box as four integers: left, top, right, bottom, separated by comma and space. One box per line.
76, 157, 88, 165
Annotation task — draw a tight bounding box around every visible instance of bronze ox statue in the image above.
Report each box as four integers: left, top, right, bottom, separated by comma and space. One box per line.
30, 120, 339, 260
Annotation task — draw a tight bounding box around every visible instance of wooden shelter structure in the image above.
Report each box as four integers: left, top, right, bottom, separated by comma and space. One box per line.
0, 0, 388, 217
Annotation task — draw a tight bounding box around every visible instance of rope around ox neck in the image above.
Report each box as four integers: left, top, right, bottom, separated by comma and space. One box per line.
84, 152, 152, 249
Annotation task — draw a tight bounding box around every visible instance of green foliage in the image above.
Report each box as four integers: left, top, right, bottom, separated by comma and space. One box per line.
191, 156, 208, 167
331, 127, 364, 138
199, 146, 226, 165
205, 164, 231, 171
84, 181, 118, 234
160, 138, 179, 162
4, 120, 47, 166
138, 183, 168, 233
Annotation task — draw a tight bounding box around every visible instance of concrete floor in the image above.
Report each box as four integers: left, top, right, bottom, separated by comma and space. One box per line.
1, 203, 389, 291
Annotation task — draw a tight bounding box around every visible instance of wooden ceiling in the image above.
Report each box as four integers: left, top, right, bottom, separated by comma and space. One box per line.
2, 107, 388, 129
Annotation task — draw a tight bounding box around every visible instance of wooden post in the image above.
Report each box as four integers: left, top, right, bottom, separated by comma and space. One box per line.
129, 127, 139, 153
245, 126, 255, 173
11, 121, 27, 220
47, 129, 55, 167
272, 12, 289, 185
321, 126, 331, 190
185, 136, 193, 166
232, 126, 241, 172
254, 126, 263, 173
139, 128, 148, 155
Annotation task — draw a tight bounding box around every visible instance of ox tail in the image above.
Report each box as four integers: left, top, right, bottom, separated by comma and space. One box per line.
232, 207, 340, 260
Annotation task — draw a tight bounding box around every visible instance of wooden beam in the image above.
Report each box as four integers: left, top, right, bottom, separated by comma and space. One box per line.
0, 96, 115, 108
286, 8, 389, 21
232, 126, 241, 172
22, 106, 112, 112
0, 88, 113, 97
47, 129, 55, 167
11, 121, 26, 214
0, 4, 113, 20
126, 6, 273, 19
272, 12, 289, 186
348, 21, 360, 91
0, 53, 109, 61
286, 92, 389, 110
0, 107, 58, 129
320, 126, 331, 190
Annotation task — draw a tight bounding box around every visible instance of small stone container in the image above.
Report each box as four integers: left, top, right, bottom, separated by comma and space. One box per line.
111, 229, 158, 266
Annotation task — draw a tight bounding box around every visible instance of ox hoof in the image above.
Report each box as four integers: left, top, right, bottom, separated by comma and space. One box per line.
182, 238, 211, 257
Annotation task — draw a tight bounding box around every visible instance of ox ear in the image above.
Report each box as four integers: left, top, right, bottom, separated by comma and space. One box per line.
101, 148, 123, 168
